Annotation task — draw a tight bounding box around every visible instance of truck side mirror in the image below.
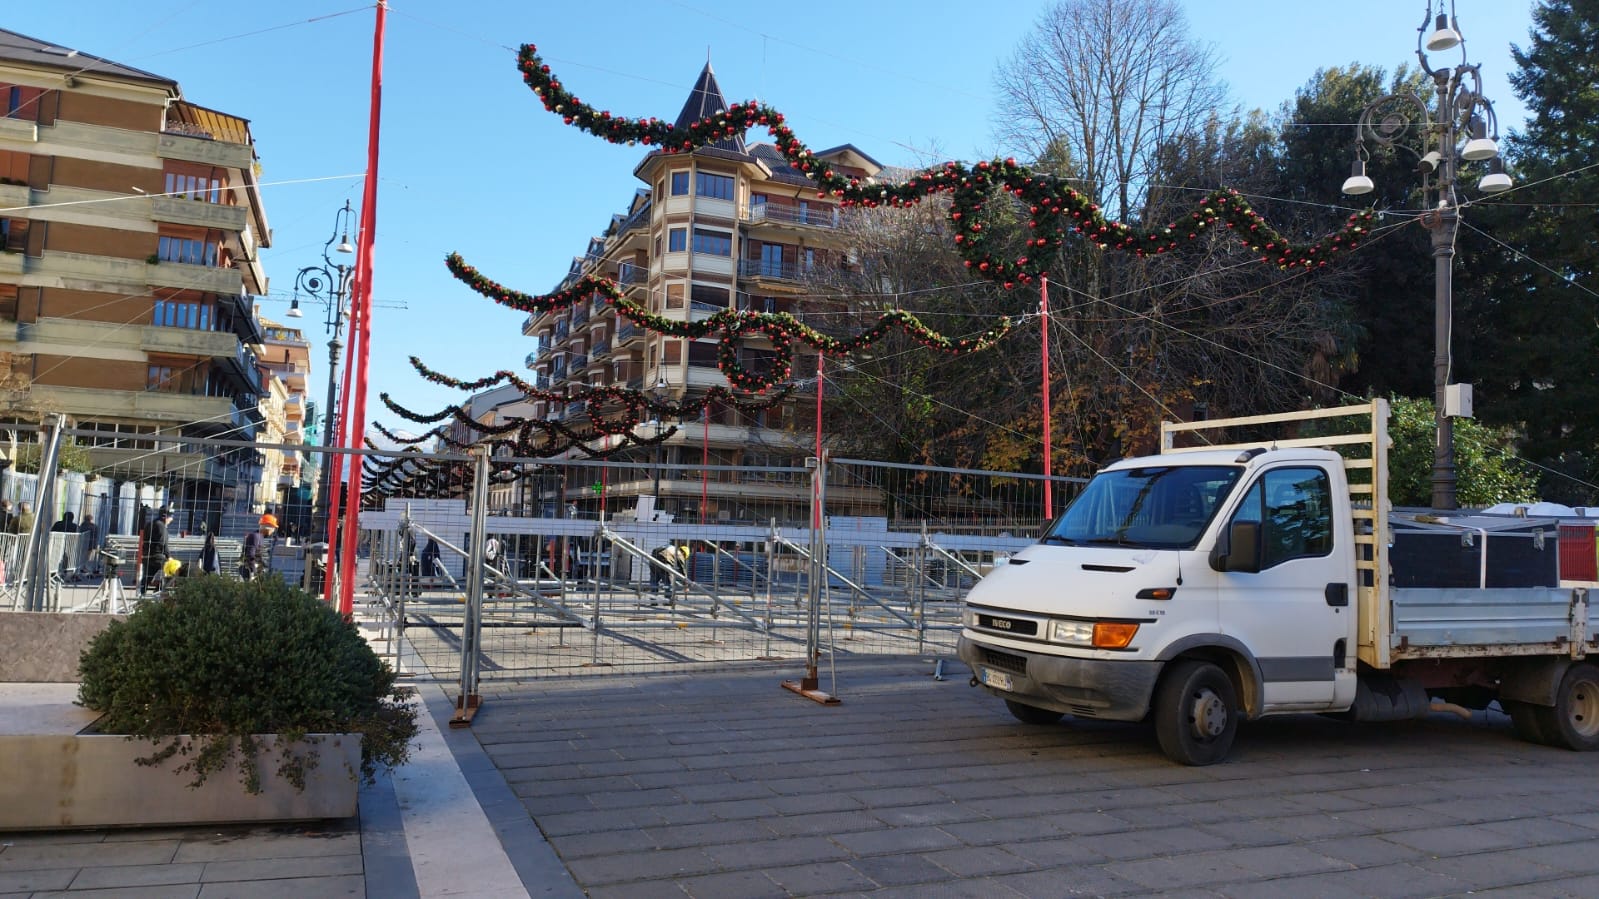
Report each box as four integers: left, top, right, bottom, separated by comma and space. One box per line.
1209, 520, 1262, 573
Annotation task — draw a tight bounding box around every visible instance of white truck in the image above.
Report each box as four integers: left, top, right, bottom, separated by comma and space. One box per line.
958, 400, 1597, 764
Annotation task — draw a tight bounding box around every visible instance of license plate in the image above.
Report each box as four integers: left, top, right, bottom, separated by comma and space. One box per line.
980, 668, 1014, 691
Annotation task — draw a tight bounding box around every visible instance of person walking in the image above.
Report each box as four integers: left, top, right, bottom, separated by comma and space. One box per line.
139, 507, 172, 595
239, 513, 277, 581
0, 499, 13, 535
49, 511, 78, 578
199, 531, 220, 575
15, 501, 35, 536
77, 513, 98, 578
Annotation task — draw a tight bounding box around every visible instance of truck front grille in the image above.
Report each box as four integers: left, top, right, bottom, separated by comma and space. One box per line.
980, 649, 1027, 676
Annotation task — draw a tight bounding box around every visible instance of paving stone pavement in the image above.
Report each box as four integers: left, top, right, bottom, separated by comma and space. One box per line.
468, 655, 1599, 898
7, 653, 1599, 897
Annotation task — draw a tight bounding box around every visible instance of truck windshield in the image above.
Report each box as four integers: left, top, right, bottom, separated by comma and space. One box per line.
1043, 465, 1243, 549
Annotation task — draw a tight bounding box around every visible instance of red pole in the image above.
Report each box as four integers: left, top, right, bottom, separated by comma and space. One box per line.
700, 405, 708, 521
336, 0, 386, 617
1040, 276, 1053, 523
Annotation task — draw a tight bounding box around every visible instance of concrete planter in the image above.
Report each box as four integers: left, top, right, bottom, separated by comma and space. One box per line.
0, 732, 361, 830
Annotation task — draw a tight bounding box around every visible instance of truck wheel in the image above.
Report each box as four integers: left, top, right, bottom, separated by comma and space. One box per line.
1005, 699, 1063, 725
1154, 660, 1239, 766
1543, 662, 1599, 751
1503, 700, 1551, 746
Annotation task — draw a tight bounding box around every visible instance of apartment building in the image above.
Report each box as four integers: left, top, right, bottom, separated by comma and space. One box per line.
0, 28, 271, 533
257, 320, 316, 533
522, 63, 883, 524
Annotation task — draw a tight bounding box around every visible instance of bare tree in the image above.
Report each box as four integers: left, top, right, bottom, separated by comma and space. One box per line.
994, 0, 1227, 222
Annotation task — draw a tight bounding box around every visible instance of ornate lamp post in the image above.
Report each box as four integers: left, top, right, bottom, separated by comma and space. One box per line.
1340, 1, 1513, 510
286, 200, 356, 538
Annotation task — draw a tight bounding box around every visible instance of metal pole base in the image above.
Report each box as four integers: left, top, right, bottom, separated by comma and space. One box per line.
781, 670, 840, 705
449, 693, 481, 728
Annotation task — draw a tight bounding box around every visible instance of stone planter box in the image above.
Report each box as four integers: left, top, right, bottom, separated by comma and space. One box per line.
0, 732, 361, 830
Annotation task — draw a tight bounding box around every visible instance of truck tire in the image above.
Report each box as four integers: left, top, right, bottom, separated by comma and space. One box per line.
1502, 700, 1551, 746
1541, 662, 1599, 751
1154, 660, 1239, 766
1005, 699, 1063, 725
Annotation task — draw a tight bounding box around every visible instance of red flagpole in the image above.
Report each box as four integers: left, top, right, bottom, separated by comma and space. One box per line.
1040, 276, 1052, 523
700, 406, 708, 521
335, 0, 386, 617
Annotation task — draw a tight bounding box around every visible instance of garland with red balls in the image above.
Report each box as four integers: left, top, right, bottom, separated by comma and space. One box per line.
445, 256, 1013, 392
512, 42, 1375, 282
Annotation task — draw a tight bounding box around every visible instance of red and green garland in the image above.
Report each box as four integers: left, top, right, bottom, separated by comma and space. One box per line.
512, 42, 1375, 281
445, 256, 1012, 392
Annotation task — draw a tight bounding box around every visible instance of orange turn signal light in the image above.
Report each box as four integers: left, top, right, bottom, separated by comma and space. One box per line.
1092, 622, 1139, 649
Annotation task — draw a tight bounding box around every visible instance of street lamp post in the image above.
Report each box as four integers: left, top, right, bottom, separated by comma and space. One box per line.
286, 200, 356, 539
1340, 1, 1513, 510
648, 377, 668, 520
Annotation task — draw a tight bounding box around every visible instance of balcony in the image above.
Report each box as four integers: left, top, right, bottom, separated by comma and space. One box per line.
150, 196, 247, 231
572, 304, 591, 326
617, 320, 642, 343
148, 258, 243, 294
156, 130, 254, 170
746, 202, 839, 229
525, 351, 540, 370
616, 262, 647, 285
140, 325, 238, 358
0, 182, 28, 209
221, 344, 263, 395
554, 320, 570, 341
738, 259, 811, 283
569, 352, 589, 371
590, 338, 612, 358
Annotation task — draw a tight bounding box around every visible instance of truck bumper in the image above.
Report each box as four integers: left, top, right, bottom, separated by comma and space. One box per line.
958, 635, 1162, 721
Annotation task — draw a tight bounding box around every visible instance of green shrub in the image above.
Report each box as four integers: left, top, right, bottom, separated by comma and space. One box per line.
77, 574, 418, 794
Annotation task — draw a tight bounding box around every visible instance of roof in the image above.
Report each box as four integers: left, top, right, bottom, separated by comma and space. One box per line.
672, 61, 746, 155
0, 27, 175, 89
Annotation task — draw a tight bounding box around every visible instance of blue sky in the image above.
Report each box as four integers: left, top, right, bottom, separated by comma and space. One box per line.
11, 1, 1538, 430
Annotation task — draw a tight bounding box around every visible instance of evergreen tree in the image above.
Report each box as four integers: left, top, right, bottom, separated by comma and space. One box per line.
1459, 0, 1599, 503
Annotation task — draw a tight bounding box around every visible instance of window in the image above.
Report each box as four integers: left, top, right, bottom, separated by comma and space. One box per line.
669, 171, 689, 196
667, 227, 686, 252
0, 149, 27, 185
157, 235, 217, 266
1231, 467, 1334, 568
665, 282, 684, 309
1046, 465, 1245, 550
691, 228, 731, 256
147, 364, 180, 392
0, 217, 25, 252
696, 171, 734, 200
164, 170, 224, 203
2, 84, 44, 121
758, 243, 785, 277
690, 284, 729, 309
663, 340, 682, 364
687, 341, 720, 367
153, 298, 213, 330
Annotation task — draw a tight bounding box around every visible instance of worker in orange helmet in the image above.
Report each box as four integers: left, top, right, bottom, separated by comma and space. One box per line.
240, 513, 278, 581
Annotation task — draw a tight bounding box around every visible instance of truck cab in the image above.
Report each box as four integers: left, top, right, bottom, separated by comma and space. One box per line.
959, 446, 1362, 763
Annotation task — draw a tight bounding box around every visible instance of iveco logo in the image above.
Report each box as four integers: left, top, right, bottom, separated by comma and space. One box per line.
991, 619, 1013, 630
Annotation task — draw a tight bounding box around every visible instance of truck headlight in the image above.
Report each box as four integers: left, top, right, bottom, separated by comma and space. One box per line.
962, 608, 978, 627
1049, 619, 1139, 648
1048, 619, 1096, 645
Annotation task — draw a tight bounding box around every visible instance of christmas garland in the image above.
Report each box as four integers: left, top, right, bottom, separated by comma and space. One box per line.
378, 393, 681, 460
408, 355, 796, 417
444, 258, 1013, 392
513, 42, 1375, 282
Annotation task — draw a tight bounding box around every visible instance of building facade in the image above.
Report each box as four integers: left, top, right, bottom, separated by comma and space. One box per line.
0, 28, 271, 534
521, 64, 883, 524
